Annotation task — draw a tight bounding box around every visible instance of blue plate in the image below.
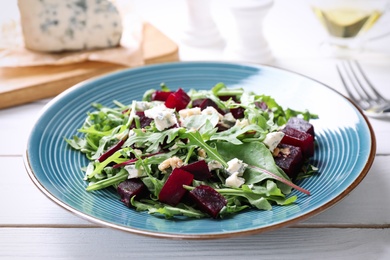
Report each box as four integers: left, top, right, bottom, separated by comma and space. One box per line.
24, 62, 376, 239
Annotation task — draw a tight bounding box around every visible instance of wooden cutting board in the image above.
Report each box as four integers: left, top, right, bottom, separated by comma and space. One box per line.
0, 23, 179, 109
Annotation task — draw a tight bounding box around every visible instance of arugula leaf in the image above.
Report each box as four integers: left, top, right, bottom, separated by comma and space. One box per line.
87, 148, 131, 179
131, 198, 206, 219
141, 175, 165, 198
216, 180, 297, 210
181, 130, 228, 168
86, 169, 128, 191
65, 135, 87, 150
125, 128, 183, 153
181, 113, 219, 133
210, 124, 266, 145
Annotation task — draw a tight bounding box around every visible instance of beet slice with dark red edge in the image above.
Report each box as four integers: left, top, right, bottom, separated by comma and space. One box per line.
189, 185, 227, 218
192, 98, 225, 115
164, 88, 191, 111
180, 160, 212, 181
286, 117, 315, 137
255, 101, 268, 111
191, 98, 205, 108
274, 144, 304, 179
198, 98, 225, 115
97, 138, 126, 162
129, 111, 153, 129
218, 95, 239, 102
230, 107, 245, 119
281, 127, 314, 158
151, 90, 174, 101
117, 179, 149, 207
158, 168, 194, 206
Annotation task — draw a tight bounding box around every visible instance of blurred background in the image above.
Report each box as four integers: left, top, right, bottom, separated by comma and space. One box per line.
2, 0, 390, 61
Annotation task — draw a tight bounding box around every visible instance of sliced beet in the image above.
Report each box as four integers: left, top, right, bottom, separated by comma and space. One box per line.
192, 98, 225, 115
286, 117, 315, 137
164, 88, 191, 111
189, 185, 227, 218
218, 95, 238, 102
117, 179, 148, 207
274, 144, 304, 179
130, 111, 153, 129
97, 138, 126, 162
198, 98, 225, 115
158, 168, 194, 206
216, 123, 230, 132
230, 107, 245, 119
281, 127, 314, 158
180, 160, 212, 181
151, 90, 173, 101
255, 101, 268, 111
191, 98, 205, 108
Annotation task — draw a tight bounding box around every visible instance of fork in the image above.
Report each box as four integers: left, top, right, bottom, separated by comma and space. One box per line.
336, 59, 390, 118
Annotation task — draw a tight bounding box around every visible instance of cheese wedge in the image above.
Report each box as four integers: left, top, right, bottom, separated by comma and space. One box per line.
17, 0, 123, 52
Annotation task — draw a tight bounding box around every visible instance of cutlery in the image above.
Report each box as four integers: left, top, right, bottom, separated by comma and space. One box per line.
337, 59, 390, 118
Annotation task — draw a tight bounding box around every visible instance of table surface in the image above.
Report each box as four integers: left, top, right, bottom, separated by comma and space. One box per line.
1, 0, 390, 259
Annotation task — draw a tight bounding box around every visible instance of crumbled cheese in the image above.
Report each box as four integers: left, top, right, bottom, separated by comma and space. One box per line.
263, 132, 285, 152
178, 107, 201, 120
135, 101, 151, 111
235, 118, 250, 127
222, 112, 236, 125
201, 106, 224, 121
226, 158, 247, 176
225, 172, 245, 188
144, 105, 178, 131
208, 160, 223, 171
125, 165, 145, 179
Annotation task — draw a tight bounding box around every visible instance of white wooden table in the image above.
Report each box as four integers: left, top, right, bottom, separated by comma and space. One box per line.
1, 0, 390, 259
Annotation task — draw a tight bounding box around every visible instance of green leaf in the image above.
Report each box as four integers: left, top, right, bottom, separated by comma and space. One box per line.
217, 180, 297, 210
131, 199, 206, 219
216, 141, 289, 186
210, 124, 266, 145
181, 113, 219, 132
65, 136, 87, 150
125, 128, 183, 153
149, 204, 206, 219
86, 169, 128, 191
141, 175, 165, 198
87, 148, 131, 179
181, 130, 228, 168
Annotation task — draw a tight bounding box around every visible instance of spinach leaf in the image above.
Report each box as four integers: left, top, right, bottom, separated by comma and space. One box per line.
216, 141, 292, 193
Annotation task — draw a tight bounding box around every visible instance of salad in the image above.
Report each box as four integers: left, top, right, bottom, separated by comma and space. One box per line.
66, 83, 318, 219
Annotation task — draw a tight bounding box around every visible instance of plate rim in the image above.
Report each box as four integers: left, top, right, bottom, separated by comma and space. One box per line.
23, 61, 377, 240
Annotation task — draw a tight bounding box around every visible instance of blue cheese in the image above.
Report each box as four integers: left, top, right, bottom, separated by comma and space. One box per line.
208, 160, 223, 171
201, 106, 224, 121
17, 0, 123, 52
226, 158, 247, 176
144, 105, 178, 131
125, 165, 146, 179
263, 132, 285, 152
225, 172, 245, 188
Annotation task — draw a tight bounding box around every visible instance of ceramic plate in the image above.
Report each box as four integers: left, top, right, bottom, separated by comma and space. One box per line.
24, 62, 376, 239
